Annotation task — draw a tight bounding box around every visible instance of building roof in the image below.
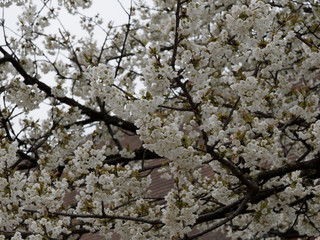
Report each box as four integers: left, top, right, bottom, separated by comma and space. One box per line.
63, 135, 230, 240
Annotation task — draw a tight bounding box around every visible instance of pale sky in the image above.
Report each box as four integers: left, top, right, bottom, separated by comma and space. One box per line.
0, 1, 134, 45
0, 1, 147, 126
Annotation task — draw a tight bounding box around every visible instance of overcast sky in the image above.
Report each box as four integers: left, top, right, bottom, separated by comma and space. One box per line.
0, 0, 134, 45
0, 1, 146, 124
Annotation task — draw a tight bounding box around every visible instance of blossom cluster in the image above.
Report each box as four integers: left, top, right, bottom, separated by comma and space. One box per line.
2, 0, 320, 239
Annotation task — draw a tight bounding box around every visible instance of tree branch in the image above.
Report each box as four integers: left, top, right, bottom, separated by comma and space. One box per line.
0, 47, 137, 133
23, 209, 162, 225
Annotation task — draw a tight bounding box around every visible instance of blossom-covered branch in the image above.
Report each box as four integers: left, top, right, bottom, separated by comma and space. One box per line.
2, 0, 320, 239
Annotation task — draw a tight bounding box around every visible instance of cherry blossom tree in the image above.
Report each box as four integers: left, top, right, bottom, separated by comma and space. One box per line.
1, 0, 320, 239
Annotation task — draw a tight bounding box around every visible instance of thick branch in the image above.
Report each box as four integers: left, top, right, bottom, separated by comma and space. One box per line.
171, 0, 181, 69
104, 147, 162, 165
188, 194, 250, 239
257, 157, 320, 182
0, 47, 137, 133
210, 153, 259, 192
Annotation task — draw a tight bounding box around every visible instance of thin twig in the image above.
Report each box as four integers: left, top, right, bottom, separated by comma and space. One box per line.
23, 209, 161, 225
223, 97, 240, 130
